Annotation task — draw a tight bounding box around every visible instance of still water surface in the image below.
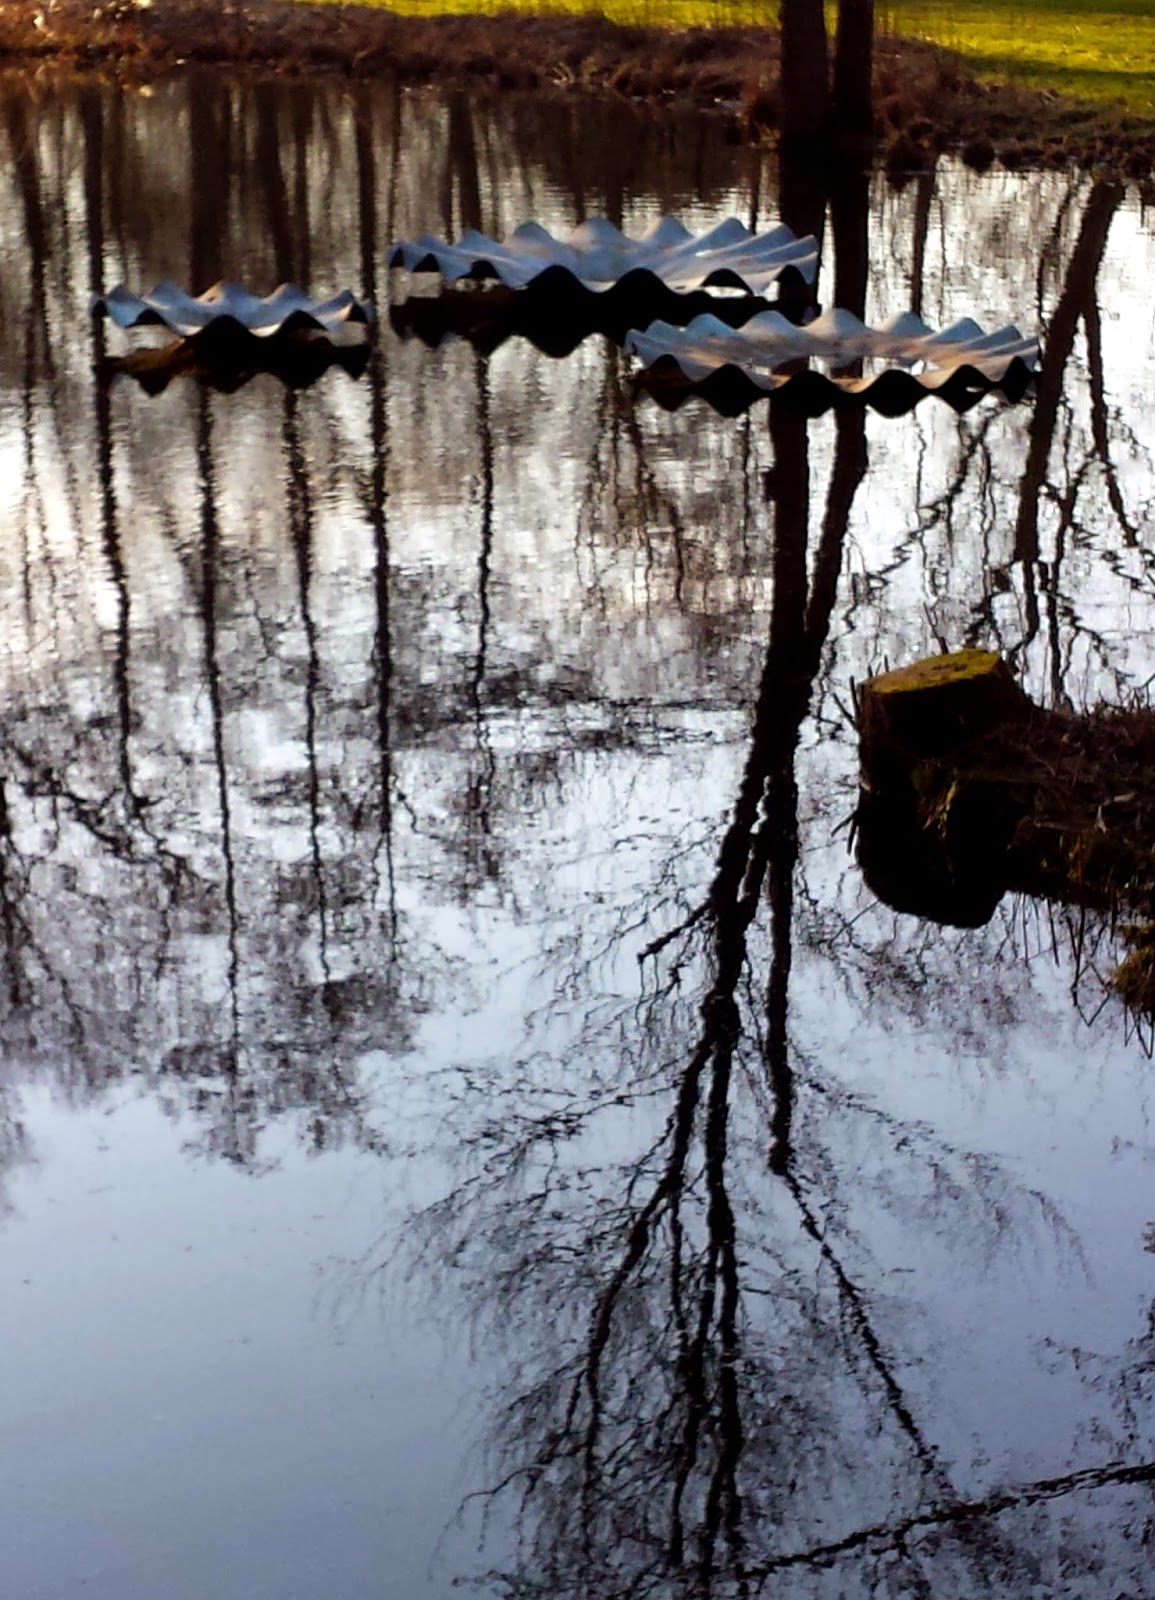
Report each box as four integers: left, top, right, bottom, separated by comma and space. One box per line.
0, 77, 1154, 1600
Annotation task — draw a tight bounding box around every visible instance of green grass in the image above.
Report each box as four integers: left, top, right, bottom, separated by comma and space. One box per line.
340, 0, 1155, 117
879, 0, 1155, 116
357, 0, 777, 24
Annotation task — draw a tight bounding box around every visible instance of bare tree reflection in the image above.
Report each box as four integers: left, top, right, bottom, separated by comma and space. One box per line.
0, 82, 1153, 1584
1013, 182, 1122, 574
463, 349, 500, 892
370, 155, 1155, 1599
193, 385, 241, 1060
87, 86, 142, 817
284, 386, 331, 986
356, 81, 400, 942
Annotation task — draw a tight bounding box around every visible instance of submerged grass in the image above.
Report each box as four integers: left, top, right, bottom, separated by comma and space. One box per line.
341, 0, 1155, 115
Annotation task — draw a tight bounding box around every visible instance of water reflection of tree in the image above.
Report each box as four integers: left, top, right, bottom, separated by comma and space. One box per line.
2, 91, 1155, 1569
355, 78, 402, 939
0, 79, 440, 1183
996, 180, 1126, 688
412, 398, 948, 1595
383, 160, 1155, 1600
408, 170, 863, 1592
942, 177, 1153, 709
879, 176, 1154, 1018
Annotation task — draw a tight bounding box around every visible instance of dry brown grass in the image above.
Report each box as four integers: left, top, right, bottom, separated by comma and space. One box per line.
0, 1, 780, 101
878, 695, 1155, 922
0, 0, 1152, 177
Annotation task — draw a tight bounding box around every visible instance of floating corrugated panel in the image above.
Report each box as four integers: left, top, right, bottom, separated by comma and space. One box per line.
625, 309, 1039, 415
90, 282, 374, 339
388, 216, 819, 296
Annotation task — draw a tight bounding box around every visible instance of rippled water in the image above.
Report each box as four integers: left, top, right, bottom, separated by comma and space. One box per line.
1, 75, 1154, 1600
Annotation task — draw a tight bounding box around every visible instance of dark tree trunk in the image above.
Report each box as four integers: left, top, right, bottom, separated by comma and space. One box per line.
830, 167, 870, 323
1014, 181, 1121, 565
833, 0, 875, 140
779, 0, 829, 147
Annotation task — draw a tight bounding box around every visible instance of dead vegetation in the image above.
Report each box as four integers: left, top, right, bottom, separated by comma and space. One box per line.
0, 1, 781, 97
965, 705, 1155, 1018
1, 0, 1153, 179
856, 652, 1155, 1018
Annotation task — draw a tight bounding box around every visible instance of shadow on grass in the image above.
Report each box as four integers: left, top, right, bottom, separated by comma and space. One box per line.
957, 53, 1155, 117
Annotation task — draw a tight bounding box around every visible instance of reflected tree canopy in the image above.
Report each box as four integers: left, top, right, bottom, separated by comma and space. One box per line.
0, 73, 1152, 1600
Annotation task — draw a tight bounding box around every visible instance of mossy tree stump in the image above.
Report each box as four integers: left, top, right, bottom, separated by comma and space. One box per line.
856, 651, 1155, 1014
856, 650, 1034, 928
858, 649, 1028, 787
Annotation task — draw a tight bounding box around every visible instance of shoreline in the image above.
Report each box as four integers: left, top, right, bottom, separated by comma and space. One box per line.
1, 1, 1153, 181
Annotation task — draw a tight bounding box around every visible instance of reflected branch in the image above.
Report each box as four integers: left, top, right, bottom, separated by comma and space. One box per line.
356, 81, 399, 944
463, 349, 498, 890
86, 88, 141, 820
195, 388, 240, 1047
285, 387, 331, 987
1083, 285, 1141, 551
0, 776, 32, 1009
747, 1454, 1155, 1580
1014, 181, 1121, 568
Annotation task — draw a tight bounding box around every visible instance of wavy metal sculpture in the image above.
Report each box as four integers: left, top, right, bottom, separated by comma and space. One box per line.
625, 309, 1040, 415
90, 282, 374, 339
388, 216, 819, 296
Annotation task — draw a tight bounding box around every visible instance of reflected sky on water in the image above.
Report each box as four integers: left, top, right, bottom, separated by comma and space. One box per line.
0, 76, 1154, 1600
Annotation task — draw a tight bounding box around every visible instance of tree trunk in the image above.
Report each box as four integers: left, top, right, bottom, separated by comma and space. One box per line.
779, 0, 829, 147
833, 0, 875, 140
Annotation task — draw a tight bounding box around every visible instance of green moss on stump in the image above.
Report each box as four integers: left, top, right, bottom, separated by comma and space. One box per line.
860, 649, 1028, 782
868, 649, 1003, 694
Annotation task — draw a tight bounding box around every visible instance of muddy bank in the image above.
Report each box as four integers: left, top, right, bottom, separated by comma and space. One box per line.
2, 0, 1153, 180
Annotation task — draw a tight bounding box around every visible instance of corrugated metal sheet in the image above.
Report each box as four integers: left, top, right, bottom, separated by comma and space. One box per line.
90, 282, 374, 339
388, 216, 819, 296
624, 309, 1039, 415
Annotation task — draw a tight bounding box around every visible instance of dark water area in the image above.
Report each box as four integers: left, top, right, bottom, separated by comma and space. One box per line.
1, 74, 1154, 1600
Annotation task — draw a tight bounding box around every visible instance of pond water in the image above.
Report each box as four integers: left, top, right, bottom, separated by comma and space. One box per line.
1, 74, 1154, 1600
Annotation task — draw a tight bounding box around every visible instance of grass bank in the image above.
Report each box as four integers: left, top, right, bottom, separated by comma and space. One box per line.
348, 0, 1155, 116
881, 0, 1155, 118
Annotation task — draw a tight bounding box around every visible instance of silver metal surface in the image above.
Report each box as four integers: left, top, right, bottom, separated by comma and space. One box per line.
90, 282, 375, 338
624, 307, 1039, 410
388, 216, 819, 294
625, 307, 1038, 383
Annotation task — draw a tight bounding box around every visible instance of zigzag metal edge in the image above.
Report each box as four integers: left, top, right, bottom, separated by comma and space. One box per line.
625, 310, 1040, 414
624, 309, 1038, 378
633, 356, 1039, 417
90, 282, 375, 339
388, 215, 820, 296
